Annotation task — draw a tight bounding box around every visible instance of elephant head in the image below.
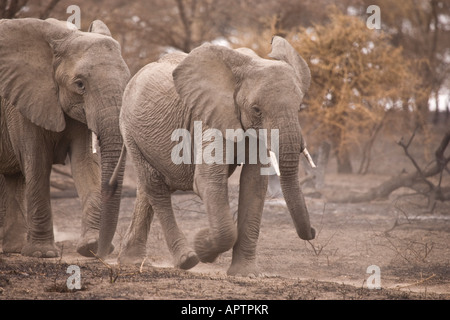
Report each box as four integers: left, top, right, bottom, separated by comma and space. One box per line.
173, 36, 315, 240
0, 18, 131, 257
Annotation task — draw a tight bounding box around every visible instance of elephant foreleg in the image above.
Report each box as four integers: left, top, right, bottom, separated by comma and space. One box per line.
227, 163, 268, 276
20, 160, 59, 258
1, 173, 27, 253
193, 163, 237, 264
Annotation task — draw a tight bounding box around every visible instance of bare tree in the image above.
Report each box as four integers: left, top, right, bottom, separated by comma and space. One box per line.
0, 0, 28, 18
357, 0, 450, 126
0, 0, 62, 19
329, 129, 450, 209
39, 0, 61, 19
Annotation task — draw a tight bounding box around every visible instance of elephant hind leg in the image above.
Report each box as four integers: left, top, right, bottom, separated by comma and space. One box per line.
154, 195, 199, 270
119, 185, 154, 265
120, 182, 199, 270
121, 136, 198, 269
148, 182, 199, 270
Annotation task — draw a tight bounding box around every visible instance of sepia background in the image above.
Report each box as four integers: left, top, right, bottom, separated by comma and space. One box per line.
0, 0, 449, 300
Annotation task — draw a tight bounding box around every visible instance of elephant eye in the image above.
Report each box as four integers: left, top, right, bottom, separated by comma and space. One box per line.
252, 105, 261, 114
75, 80, 85, 92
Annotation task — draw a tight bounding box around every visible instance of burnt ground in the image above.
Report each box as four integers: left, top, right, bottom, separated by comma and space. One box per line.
0, 125, 449, 302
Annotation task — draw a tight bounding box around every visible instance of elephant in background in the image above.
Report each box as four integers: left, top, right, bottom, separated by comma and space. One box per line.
116, 36, 315, 276
0, 18, 130, 258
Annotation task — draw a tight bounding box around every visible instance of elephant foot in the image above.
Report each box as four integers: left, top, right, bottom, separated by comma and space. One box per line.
174, 250, 199, 270
194, 229, 220, 263
194, 228, 236, 263
2, 241, 24, 254
227, 260, 260, 277
1, 220, 27, 254
76, 237, 114, 258
2, 232, 26, 254
21, 241, 60, 258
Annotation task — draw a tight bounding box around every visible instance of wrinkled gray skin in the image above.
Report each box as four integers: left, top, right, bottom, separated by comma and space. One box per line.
0, 18, 130, 258
118, 37, 315, 276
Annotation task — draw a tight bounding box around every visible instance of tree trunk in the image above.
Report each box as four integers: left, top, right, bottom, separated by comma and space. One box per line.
336, 145, 353, 174
315, 141, 330, 189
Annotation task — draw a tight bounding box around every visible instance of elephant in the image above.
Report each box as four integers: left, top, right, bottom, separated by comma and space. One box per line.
0, 18, 130, 258
115, 36, 315, 276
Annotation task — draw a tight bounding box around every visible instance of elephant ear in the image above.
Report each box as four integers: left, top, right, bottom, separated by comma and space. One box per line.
88, 20, 112, 37
0, 18, 73, 132
173, 44, 251, 138
268, 36, 311, 95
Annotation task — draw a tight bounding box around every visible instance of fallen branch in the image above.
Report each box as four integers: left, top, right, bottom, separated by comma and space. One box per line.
328, 130, 450, 205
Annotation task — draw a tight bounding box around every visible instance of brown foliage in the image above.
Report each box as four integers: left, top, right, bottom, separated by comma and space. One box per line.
292, 11, 424, 172
233, 10, 424, 173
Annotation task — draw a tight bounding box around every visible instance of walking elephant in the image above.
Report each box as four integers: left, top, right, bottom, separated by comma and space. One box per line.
116, 36, 315, 276
0, 18, 130, 258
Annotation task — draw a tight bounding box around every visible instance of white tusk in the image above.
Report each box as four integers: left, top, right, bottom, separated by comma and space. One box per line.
269, 151, 281, 176
302, 148, 316, 168
92, 131, 98, 154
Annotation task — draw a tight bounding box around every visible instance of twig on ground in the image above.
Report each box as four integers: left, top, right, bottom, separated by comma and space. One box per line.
394, 274, 436, 289
89, 250, 120, 283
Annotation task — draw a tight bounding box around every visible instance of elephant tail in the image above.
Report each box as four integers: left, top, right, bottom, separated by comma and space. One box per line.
108, 143, 127, 196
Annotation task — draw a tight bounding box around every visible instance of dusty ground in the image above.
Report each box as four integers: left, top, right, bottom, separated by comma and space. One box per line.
0, 126, 449, 301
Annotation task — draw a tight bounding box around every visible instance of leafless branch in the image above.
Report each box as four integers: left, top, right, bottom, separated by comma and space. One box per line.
39, 0, 61, 19
329, 130, 450, 205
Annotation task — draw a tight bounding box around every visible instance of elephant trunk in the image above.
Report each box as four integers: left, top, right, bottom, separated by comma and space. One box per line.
94, 105, 125, 258
277, 121, 315, 240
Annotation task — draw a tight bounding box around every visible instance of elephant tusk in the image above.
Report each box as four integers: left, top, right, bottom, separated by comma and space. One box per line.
92, 131, 98, 154
269, 151, 281, 176
302, 148, 316, 168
